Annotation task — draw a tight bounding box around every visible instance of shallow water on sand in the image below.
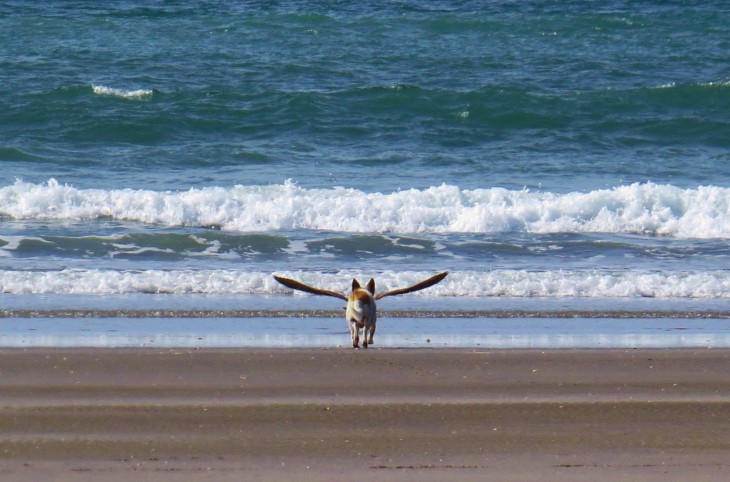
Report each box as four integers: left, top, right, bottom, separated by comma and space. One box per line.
3, 314, 730, 349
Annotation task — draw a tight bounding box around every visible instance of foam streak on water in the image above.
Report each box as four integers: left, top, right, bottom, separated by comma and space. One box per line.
91, 85, 154, 100
0, 268, 729, 299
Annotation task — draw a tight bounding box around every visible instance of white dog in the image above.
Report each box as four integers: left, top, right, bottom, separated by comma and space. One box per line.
273, 272, 448, 348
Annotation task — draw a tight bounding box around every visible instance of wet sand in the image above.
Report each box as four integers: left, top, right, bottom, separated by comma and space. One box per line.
1, 348, 730, 481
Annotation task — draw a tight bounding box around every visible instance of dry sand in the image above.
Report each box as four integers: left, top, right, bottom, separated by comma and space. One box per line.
1, 347, 729, 481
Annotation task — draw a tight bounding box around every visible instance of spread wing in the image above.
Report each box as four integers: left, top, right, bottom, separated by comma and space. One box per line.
273, 275, 348, 301
375, 271, 448, 300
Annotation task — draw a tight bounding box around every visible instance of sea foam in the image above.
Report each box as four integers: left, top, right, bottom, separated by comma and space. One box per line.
92, 84, 153, 100
1, 269, 728, 298
2, 179, 730, 238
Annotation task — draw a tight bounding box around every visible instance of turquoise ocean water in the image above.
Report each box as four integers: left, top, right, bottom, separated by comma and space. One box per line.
1, 2, 729, 346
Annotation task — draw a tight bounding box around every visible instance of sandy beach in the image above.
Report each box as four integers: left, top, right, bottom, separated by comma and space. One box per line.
1, 347, 729, 481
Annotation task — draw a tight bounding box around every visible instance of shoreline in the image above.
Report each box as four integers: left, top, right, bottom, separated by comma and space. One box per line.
1, 347, 730, 481
3, 308, 730, 319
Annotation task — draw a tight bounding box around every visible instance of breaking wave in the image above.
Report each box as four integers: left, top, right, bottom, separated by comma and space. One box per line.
2, 179, 730, 238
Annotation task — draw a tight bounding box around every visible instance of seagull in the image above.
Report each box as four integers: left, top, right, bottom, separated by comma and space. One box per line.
273, 271, 448, 348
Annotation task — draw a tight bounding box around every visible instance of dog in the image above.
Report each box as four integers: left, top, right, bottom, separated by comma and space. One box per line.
273, 272, 448, 348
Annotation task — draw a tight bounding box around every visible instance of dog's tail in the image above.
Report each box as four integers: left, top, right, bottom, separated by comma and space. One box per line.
347, 292, 375, 324
348, 297, 366, 319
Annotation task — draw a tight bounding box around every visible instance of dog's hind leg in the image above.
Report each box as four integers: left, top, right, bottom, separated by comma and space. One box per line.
367, 322, 375, 346
361, 317, 372, 348
349, 320, 360, 348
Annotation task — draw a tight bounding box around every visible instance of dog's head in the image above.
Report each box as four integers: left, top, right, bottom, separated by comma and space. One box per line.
352, 278, 375, 295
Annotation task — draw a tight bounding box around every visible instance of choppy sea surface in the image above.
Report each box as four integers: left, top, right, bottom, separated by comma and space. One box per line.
2, 1, 729, 347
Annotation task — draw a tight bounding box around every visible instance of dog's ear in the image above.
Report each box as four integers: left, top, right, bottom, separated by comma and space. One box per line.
366, 278, 375, 294
352, 279, 361, 291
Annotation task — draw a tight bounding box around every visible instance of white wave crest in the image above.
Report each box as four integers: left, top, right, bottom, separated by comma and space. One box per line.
1, 269, 729, 298
92, 84, 153, 99
2, 179, 730, 238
